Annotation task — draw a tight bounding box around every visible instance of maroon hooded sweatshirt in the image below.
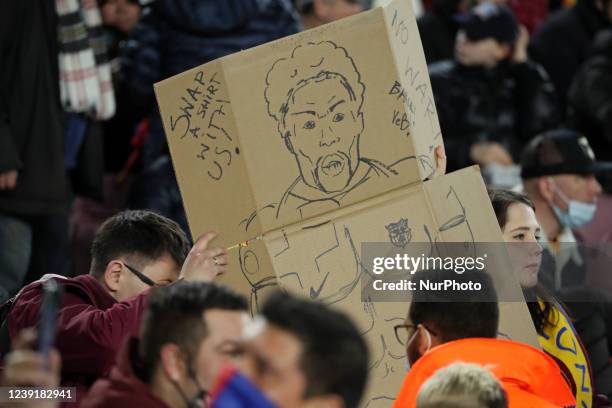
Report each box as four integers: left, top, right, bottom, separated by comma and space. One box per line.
81, 337, 169, 408
6, 274, 149, 406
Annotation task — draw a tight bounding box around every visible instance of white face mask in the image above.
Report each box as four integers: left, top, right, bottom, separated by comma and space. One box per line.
405, 326, 432, 372
549, 179, 597, 228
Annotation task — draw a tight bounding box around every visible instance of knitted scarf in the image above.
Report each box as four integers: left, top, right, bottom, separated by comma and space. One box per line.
55, 0, 115, 120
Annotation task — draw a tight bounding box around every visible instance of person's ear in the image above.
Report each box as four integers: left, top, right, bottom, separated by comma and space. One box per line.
416, 326, 431, 356
538, 177, 555, 203
160, 344, 186, 383
303, 394, 344, 408
102, 260, 124, 293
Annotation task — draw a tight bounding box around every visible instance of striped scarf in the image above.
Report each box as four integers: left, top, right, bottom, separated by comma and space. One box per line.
55, 0, 115, 120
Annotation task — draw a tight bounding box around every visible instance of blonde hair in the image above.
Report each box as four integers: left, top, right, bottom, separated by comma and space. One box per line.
416, 362, 507, 408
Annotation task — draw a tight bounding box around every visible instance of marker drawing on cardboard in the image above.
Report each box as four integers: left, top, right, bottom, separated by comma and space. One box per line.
236, 39, 426, 313
153, 1, 538, 405
263, 40, 419, 220
386, 218, 412, 248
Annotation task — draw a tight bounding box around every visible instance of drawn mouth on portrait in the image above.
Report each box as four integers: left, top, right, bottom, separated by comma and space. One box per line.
319, 153, 347, 177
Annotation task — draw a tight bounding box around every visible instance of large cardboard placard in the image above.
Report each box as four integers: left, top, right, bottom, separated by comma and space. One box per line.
154, 0, 537, 406
154, 0, 441, 245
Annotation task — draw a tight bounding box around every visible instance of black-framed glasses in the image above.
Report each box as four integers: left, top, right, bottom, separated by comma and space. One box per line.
123, 263, 156, 287
393, 323, 438, 345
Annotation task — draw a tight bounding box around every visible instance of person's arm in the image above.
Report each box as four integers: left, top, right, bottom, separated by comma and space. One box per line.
52, 290, 150, 376
55, 232, 227, 376
0, 1, 22, 190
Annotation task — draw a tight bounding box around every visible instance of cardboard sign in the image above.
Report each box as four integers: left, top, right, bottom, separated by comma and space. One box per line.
154, 0, 441, 246
155, 0, 537, 405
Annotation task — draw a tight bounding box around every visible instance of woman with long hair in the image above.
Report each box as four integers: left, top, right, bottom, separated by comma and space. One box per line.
489, 189, 594, 407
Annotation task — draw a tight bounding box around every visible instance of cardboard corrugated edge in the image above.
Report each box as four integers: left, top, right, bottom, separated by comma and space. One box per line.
382, 0, 443, 180
424, 166, 539, 347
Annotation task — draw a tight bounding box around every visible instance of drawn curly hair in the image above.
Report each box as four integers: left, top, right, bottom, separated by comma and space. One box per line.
264, 41, 365, 136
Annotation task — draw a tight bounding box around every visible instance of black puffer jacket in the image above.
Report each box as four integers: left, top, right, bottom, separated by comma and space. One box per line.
568, 29, 612, 161
429, 60, 560, 171
417, 0, 462, 65
529, 0, 611, 114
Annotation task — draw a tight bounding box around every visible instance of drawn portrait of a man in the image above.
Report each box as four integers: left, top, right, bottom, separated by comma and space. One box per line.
265, 41, 407, 220
238, 40, 443, 313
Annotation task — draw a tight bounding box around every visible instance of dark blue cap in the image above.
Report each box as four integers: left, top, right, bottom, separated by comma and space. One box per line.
456, 3, 518, 44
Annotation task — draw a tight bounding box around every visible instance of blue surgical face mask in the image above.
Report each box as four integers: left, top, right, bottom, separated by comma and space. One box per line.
552, 201, 596, 229
550, 180, 597, 228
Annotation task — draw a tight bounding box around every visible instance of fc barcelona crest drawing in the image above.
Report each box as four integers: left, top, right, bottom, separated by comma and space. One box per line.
386, 218, 411, 248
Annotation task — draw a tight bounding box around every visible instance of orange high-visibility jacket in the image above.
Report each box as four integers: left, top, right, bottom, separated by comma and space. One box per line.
392, 338, 576, 408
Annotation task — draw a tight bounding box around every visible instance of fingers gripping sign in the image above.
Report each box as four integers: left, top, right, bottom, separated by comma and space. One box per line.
180, 232, 229, 282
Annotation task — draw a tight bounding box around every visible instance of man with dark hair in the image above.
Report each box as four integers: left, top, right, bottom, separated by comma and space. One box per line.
82, 281, 249, 408
407, 269, 499, 350
1, 210, 228, 404
393, 268, 576, 408
240, 291, 369, 408
87, 209, 190, 282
